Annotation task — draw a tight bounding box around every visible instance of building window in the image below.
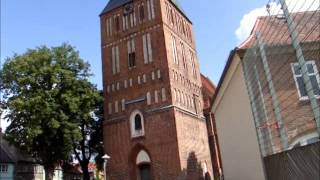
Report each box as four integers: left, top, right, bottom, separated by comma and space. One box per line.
0, 164, 8, 173
135, 114, 142, 131
139, 5, 145, 22
147, 0, 155, 20
129, 52, 136, 67
128, 39, 136, 68
130, 110, 145, 138
143, 33, 153, 64
122, 15, 129, 30
115, 15, 120, 32
129, 11, 136, 27
291, 61, 320, 100
111, 46, 120, 74
106, 18, 113, 36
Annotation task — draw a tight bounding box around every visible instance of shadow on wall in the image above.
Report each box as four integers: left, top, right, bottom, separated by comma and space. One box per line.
180, 152, 212, 180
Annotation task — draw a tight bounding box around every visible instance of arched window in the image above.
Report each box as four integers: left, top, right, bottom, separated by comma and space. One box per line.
130, 110, 145, 138
135, 114, 142, 131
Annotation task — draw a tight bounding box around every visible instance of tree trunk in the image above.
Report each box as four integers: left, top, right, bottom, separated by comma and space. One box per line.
44, 165, 54, 180
81, 160, 90, 180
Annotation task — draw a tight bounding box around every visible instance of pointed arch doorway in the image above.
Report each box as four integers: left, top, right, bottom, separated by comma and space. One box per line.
136, 150, 152, 180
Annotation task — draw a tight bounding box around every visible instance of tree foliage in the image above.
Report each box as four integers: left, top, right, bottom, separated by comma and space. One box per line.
72, 91, 103, 180
0, 44, 101, 180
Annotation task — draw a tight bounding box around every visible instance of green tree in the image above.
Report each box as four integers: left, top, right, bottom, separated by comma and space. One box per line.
0, 44, 101, 180
72, 91, 103, 180
91, 91, 105, 172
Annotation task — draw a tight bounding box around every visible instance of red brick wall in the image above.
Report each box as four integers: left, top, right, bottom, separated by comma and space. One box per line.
245, 44, 320, 154
101, 0, 213, 179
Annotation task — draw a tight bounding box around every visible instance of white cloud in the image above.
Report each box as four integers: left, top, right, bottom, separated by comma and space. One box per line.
235, 0, 320, 44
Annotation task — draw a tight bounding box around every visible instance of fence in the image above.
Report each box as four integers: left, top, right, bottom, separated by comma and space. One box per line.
264, 142, 320, 180
241, 0, 320, 179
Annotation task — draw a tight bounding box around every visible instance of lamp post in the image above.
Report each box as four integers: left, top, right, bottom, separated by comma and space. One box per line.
102, 154, 110, 180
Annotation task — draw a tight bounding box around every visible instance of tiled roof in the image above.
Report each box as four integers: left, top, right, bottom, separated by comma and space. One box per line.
0, 147, 14, 163
0, 133, 37, 163
100, 0, 187, 18
100, 0, 132, 15
201, 74, 216, 96
239, 11, 320, 49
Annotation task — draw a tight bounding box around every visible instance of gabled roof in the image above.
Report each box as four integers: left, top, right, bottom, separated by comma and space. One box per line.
0, 147, 14, 163
0, 133, 37, 163
100, 0, 188, 21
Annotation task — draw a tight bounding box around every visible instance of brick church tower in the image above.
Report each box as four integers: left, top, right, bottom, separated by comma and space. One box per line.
100, 0, 213, 179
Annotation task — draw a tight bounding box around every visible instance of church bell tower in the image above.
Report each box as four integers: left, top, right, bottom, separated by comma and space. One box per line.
100, 0, 213, 179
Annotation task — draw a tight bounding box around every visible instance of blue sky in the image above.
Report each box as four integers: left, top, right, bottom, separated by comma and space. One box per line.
1, 0, 268, 90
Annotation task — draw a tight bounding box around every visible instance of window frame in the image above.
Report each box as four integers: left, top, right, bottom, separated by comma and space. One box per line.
130, 110, 145, 138
139, 5, 145, 22
115, 15, 121, 32
128, 39, 136, 69
0, 164, 9, 173
291, 60, 320, 101
134, 114, 143, 131
128, 52, 136, 68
